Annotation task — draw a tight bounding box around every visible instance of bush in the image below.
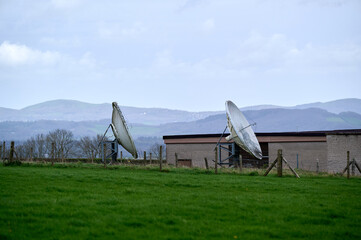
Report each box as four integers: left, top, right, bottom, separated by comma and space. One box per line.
248, 171, 259, 176
3, 160, 22, 166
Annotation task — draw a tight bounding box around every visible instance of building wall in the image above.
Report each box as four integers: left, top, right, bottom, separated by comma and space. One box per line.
166, 141, 329, 170
269, 142, 328, 172
164, 131, 361, 173
166, 143, 229, 168
327, 134, 361, 175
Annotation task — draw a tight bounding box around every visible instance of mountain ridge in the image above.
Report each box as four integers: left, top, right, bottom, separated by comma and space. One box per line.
0, 99, 222, 125
1, 98, 360, 125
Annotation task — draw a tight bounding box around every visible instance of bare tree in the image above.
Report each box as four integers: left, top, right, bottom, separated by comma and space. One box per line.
0, 140, 4, 160
94, 134, 108, 158
78, 134, 108, 161
150, 143, 165, 159
46, 129, 74, 161
79, 136, 95, 162
34, 134, 46, 159
14, 143, 25, 160
23, 138, 36, 160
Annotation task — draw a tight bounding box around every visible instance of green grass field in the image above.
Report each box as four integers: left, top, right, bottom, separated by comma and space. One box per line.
1, 164, 360, 239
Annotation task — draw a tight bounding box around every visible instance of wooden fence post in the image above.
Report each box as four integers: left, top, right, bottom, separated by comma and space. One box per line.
204, 157, 209, 170
159, 145, 163, 171
316, 158, 319, 173
2, 141, 5, 162
215, 148, 218, 174
0, 145, 2, 162
175, 153, 178, 167
61, 148, 64, 163
277, 149, 282, 177
282, 157, 300, 178
150, 153, 152, 165
354, 160, 361, 174
120, 151, 123, 164
51, 142, 55, 166
103, 143, 107, 168
30, 147, 33, 162
239, 154, 243, 172
9, 141, 14, 163
351, 158, 355, 176
347, 151, 350, 179
144, 151, 146, 166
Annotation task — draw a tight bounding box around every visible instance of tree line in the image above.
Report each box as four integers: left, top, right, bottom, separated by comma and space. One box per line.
0, 129, 165, 161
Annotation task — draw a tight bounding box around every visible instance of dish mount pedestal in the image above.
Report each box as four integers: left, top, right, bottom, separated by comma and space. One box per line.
101, 138, 118, 165
217, 142, 241, 167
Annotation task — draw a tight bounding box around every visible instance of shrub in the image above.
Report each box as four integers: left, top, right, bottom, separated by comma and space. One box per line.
248, 171, 259, 176
3, 160, 22, 166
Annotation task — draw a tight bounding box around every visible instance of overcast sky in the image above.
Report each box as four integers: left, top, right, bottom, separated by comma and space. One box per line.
0, 0, 360, 111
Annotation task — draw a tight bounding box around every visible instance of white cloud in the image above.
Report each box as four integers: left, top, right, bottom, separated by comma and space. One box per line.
40, 37, 81, 48
0, 41, 62, 66
297, 0, 355, 7
178, 0, 204, 12
219, 32, 361, 74
0, 41, 100, 72
98, 22, 145, 40
202, 18, 215, 32
123, 32, 361, 95
79, 52, 96, 68
121, 22, 145, 37
229, 32, 294, 67
51, 0, 83, 9
153, 50, 173, 68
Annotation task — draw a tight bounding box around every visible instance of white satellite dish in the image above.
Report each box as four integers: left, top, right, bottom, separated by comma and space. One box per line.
225, 100, 262, 160
111, 102, 138, 158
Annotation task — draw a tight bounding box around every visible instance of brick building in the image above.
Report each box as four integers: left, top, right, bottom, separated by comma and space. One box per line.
163, 129, 361, 174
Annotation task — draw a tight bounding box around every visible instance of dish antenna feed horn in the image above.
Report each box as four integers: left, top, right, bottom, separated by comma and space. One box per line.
214, 100, 262, 167
99, 102, 138, 165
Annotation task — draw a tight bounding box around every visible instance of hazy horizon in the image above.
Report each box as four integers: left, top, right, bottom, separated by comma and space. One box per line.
1, 97, 360, 112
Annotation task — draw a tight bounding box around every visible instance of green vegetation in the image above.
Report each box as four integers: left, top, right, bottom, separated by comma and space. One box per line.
130, 125, 161, 136
1, 164, 361, 239
326, 117, 345, 123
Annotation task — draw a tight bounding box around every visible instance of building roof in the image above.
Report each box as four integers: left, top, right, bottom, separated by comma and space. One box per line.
324, 129, 361, 135
163, 129, 361, 144
163, 129, 361, 139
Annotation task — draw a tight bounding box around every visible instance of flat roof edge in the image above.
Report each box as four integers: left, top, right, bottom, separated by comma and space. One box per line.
163, 129, 361, 139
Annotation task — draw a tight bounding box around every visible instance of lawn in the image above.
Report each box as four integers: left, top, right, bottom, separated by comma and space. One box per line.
0, 164, 360, 239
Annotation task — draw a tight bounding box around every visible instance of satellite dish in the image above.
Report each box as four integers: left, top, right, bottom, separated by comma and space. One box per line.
225, 100, 262, 160
111, 102, 138, 158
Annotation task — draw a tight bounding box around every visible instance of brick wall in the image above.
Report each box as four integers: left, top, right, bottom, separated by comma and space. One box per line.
166, 143, 215, 168
269, 142, 327, 171
327, 134, 361, 175
166, 143, 235, 168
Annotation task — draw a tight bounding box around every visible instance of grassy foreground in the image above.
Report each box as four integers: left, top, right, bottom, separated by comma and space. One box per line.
0, 164, 360, 240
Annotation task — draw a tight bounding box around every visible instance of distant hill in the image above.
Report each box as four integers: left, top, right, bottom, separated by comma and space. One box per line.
0, 100, 111, 122
240, 104, 281, 111
0, 99, 222, 125
0, 107, 18, 118
1, 108, 361, 141
290, 98, 361, 114
1, 98, 360, 125
156, 108, 361, 136
240, 98, 361, 114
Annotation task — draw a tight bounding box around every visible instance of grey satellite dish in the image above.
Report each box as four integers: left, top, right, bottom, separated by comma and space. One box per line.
111, 102, 138, 158
225, 100, 262, 160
